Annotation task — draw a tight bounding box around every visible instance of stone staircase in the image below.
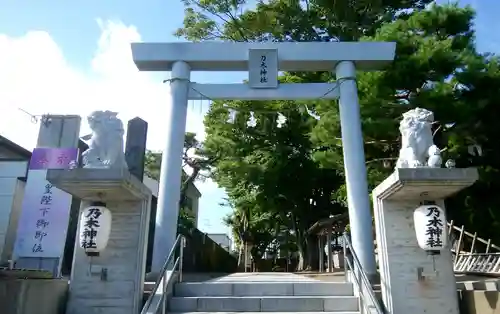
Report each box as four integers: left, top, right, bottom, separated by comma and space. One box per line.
166, 273, 360, 314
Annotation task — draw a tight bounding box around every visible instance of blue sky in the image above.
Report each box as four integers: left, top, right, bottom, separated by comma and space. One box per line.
0, 0, 498, 236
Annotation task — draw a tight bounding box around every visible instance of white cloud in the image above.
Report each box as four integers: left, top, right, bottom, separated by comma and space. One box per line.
0, 19, 205, 150
0, 19, 229, 233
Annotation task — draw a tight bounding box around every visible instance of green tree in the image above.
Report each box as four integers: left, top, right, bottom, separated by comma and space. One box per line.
223, 203, 277, 268
312, 4, 500, 245
175, 0, 433, 42
313, 4, 480, 181
198, 96, 347, 270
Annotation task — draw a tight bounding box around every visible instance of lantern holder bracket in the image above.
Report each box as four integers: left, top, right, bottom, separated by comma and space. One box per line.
417, 266, 439, 281
89, 264, 108, 281
420, 199, 436, 206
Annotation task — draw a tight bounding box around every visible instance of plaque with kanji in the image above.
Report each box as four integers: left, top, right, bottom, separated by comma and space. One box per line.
248, 48, 278, 89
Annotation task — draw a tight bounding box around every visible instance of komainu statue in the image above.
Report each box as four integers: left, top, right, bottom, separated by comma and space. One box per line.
81, 110, 128, 169
395, 107, 442, 169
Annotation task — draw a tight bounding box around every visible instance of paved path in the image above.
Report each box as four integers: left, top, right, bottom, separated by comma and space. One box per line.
178, 271, 500, 291
184, 272, 320, 283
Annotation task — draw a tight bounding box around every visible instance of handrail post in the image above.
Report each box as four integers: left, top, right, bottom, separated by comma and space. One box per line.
141, 234, 183, 314
179, 236, 185, 283
342, 234, 385, 314
161, 275, 166, 314
343, 235, 347, 276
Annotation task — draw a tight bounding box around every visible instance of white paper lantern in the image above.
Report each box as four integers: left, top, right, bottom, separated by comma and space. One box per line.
79, 206, 112, 256
413, 205, 447, 252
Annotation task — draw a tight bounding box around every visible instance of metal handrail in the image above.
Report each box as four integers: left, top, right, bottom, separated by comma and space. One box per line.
141, 235, 185, 314
342, 234, 385, 314
456, 252, 500, 257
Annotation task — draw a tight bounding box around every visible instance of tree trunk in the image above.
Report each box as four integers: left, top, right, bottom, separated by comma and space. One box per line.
292, 212, 320, 271
305, 234, 320, 271
179, 167, 200, 208
295, 233, 320, 271
237, 240, 245, 269
292, 215, 306, 271
296, 242, 305, 271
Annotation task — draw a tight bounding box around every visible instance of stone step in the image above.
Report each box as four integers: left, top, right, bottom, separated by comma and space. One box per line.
144, 281, 156, 292
169, 296, 359, 312
169, 312, 359, 314
174, 282, 353, 297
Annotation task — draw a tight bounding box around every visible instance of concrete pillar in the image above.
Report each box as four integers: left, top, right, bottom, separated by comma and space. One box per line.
335, 61, 377, 278
151, 61, 191, 274
372, 168, 478, 314
47, 168, 151, 314
36, 115, 81, 148
124, 117, 148, 181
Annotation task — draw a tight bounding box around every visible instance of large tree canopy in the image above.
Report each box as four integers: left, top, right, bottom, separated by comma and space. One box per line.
173, 0, 500, 269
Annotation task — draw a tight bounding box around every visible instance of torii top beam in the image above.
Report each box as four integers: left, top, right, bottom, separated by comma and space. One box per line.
131, 42, 396, 72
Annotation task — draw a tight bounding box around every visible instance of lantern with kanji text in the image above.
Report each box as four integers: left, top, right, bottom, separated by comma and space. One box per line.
79, 205, 112, 256
413, 204, 448, 254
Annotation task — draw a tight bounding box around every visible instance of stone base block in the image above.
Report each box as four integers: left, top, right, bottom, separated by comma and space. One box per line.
374, 168, 478, 201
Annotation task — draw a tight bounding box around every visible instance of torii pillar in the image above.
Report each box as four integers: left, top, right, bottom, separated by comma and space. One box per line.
131, 42, 396, 278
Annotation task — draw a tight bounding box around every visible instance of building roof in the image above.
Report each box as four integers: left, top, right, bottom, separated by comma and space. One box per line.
185, 175, 202, 197
0, 134, 89, 160
307, 213, 348, 236
0, 135, 32, 159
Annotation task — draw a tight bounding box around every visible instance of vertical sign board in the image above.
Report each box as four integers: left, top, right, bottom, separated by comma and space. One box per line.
13, 148, 78, 276
248, 48, 279, 89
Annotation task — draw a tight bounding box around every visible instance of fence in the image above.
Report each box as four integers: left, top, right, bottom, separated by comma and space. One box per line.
180, 227, 238, 273
449, 220, 500, 276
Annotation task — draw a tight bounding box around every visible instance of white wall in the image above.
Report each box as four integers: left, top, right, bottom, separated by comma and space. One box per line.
0, 161, 28, 263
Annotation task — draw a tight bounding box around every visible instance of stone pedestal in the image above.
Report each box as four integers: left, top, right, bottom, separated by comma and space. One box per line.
373, 168, 478, 314
372, 168, 478, 314
47, 168, 151, 314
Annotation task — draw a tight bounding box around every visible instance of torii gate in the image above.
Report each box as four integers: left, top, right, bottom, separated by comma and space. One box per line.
131, 41, 396, 278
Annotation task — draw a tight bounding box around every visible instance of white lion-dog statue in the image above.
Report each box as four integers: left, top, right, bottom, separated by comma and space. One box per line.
81, 110, 128, 169
395, 107, 442, 168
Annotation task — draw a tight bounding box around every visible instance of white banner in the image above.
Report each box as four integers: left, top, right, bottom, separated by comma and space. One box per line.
13, 170, 73, 258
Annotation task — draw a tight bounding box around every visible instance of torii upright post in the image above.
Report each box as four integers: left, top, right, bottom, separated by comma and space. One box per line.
131, 42, 396, 278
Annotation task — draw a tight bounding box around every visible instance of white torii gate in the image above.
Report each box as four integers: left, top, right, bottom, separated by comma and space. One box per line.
131, 41, 396, 278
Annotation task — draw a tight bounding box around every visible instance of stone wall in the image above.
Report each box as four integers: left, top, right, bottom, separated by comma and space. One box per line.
459, 290, 500, 314
0, 279, 68, 314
